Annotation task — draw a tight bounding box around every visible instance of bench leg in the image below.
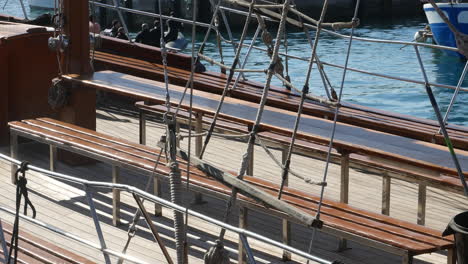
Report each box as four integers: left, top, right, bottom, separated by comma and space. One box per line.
176, 122, 181, 148
281, 147, 291, 261
238, 207, 248, 264
417, 184, 426, 225
154, 175, 162, 217
382, 175, 391, 216
50, 145, 57, 172
112, 166, 121, 226
10, 132, 18, 184
247, 144, 254, 176
339, 151, 350, 251
447, 248, 456, 264
139, 111, 146, 145
282, 218, 291, 261
192, 112, 205, 205
402, 253, 413, 264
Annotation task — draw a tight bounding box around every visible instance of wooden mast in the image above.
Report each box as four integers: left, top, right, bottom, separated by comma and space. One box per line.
59, 0, 96, 132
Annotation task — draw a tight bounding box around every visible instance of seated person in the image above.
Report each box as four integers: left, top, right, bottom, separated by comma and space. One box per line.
135, 23, 152, 45
116, 27, 128, 40
149, 20, 162, 47
109, 19, 121, 37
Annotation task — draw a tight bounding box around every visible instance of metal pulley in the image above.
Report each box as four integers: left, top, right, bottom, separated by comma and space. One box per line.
48, 34, 69, 53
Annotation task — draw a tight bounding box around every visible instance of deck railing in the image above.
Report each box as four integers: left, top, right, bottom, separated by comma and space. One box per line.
0, 153, 335, 264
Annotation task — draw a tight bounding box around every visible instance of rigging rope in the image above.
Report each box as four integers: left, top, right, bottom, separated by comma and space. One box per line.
156, 1, 185, 263
278, 0, 330, 200
183, 0, 199, 260
198, 0, 257, 159
173, 3, 222, 118
306, 1, 361, 259
8, 161, 36, 264
256, 138, 326, 186
215, 14, 227, 74
218, 0, 291, 243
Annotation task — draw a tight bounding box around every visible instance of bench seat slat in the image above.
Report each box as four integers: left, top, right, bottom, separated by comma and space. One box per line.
247, 175, 451, 241
9, 121, 211, 180
248, 181, 452, 249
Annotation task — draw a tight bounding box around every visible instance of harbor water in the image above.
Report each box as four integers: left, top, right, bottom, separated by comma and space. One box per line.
3, 2, 468, 126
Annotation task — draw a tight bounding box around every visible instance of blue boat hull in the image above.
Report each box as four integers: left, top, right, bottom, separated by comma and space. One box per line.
424, 3, 468, 57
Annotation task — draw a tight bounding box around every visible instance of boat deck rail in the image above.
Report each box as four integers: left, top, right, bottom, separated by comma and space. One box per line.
2, 124, 335, 263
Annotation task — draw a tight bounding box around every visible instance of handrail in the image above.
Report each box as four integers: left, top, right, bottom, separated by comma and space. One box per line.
0, 153, 336, 264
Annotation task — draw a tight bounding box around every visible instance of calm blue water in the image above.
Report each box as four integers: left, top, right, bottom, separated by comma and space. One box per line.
4, 2, 468, 126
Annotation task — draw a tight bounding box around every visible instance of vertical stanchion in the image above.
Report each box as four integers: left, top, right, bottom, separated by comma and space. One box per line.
139, 111, 146, 145
85, 188, 111, 264
0, 220, 9, 262
281, 147, 291, 261
238, 207, 248, 264
338, 150, 349, 251
50, 145, 57, 172
112, 166, 121, 226
417, 184, 427, 225
382, 175, 391, 216
193, 112, 204, 204
10, 133, 18, 184
247, 144, 254, 176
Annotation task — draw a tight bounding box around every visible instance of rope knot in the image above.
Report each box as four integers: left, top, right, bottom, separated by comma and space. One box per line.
16, 161, 29, 179
9, 161, 36, 264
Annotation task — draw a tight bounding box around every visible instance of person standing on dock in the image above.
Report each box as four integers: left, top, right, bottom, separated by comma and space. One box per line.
149, 20, 162, 47
135, 23, 152, 45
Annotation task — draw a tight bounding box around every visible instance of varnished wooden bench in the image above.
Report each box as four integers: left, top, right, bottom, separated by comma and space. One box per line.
0, 219, 95, 263
93, 46, 468, 151
134, 99, 468, 228
8, 118, 455, 264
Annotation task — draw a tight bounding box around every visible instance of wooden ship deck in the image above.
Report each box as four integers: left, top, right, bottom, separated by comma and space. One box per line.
0, 106, 466, 264
2, 0, 468, 263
